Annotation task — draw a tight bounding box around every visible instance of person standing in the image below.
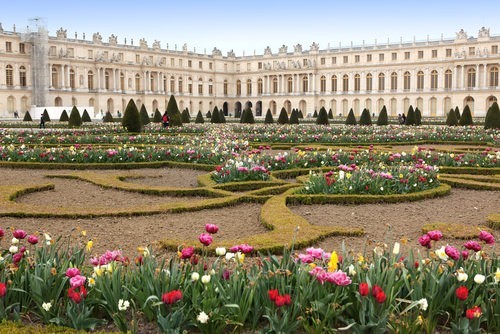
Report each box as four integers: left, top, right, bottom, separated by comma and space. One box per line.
39, 115, 45, 129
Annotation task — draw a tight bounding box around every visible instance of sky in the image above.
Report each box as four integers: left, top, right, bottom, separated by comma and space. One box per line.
1, 1, 499, 56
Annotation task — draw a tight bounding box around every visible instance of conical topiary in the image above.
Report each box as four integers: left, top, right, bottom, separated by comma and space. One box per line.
446, 108, 459, 126
153, 108, 162, 123
68, 106, 82, 127
59, 110, 69, 122
406, 106, 416, 126
139, 104, 150, 125
277, 107, 289, 124
181, 108, 191, 123
122, 99, 143, 132
313, 110, 318, 118
42, 109, 50, 122
455, 106, 461, 122
376, 105, 388, 125
23, 111, 32, 122
103, 111, 114, 122
415, 107, 422, 126
328, 108, 334, 119
206, 110, 212, 119
298, 110, 304, 119
165, 95, 182, 127
289, 109, 300, 124
316, 107, 329, 125
264, 109, 274, 124
211, 106, 221, 124
345, 108, 357, 125
220, 108, 226, 123
459, 105, 473, 126
82, 109, 92, 122
485, 102, 500, 129
359, 108, 372, 126
240, 107, 255, 124
195, 110, 204, 124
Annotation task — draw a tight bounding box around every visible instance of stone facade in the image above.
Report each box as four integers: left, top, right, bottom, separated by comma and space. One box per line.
0, 25, 499, 118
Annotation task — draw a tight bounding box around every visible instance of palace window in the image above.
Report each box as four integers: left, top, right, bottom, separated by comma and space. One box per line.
303, 59, 308, 66
199, 61, 203, 69
179, 59, 183, 67
19, 66, 27, 87
354, 74, 360, 92
492, 45, 498, 54
332, 56, 337, 64
379, 53, 384, 61
355, 55, 360, 63
342, 74, 349, 92
432, 50, 437, 58
88, 71, 94, 90
136, 55, 140, 63
170, 76, 175, 92
198, 79, 203, 95
343, 56, 348, 64
258, 78, 263, 95
51, 67, 58, 88
320, 57, 325, 65
258, 62, 262, 69
418, 51, 424, 59
135, 74, 141, 92
391, 72, 397, 91
188, 78, 193, 94
272, 77, 278, 93
392, 52, 397, 61
403, 71, 411, 90
378, 73, 385, 91
404, 51, 410, 60
88, 50, 93, 59
490, 66, 498, 87
209, 62, 213, 70
467, 68, 476, 88
444, 70, 452, 89
446, 48, 452, 57
417, 71, 424, 90
331, 75, 337, 92
469, 47, 475, 56
19, 43, 25, 54
223, 80, 228, 96
208, 79, 213, 95
171, 58, 175, 66
188, 60, 192, 68
178, 77, 183, 93
247, 79, 252, 96
302, 76, 308, 92
237, 80, 242, 96
367, 54, 372, 62
320, 75, 326, 92
366, 73, 372, 91
430, 70, 438, 90
69, 69, 75, 89
287, 77, 293, 93
5, 42, 12, 53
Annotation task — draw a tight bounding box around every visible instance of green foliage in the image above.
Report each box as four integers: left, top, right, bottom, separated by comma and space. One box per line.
328, 108, 334, 119
345, 108, 357, 125
298, 110, 304, 119
359, 108, 372, 126
485, 102, 500, 129
195, 110, 205, 124
446, 108, 459, 126
406, 105, 416, 126
459, 105, 473, 126
181, 109, 191, 124
23, 111, 32, 122
415, 107, 422, 126
122, 99, 143, 132
102, 111, 114, 123
290, 109, 300, 124
59, 110, 69, 122
315, 107, 329, 125
376, 105, 388, 125
153, 108, 162, 123
166, 95, 183, 127
81, 109, 91, 123
455, 106, 461, 121
211, 106, 222, 124
313, 110, 318, 118
220, 108, 226, 123
42, 109, 50, 122
139, 104, 150, 125
68, 106, 82, 127
277, 107, 289, 124
240, 107, 255, 124
264, 109, 274, 124
206, 110, 212, 119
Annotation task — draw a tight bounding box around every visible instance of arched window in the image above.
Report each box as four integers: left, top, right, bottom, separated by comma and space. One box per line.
378, 73, 385, 91
258, 78, 263, 95
272, 77, 278, 93
445, 70, 452, 90
403, 71, 411, 90
430, 70, 438, 90
188, 77, 193, 94
489, 66, 498, 87
287, 77, 293, 93
417, 71, 424, 90
120, 72, 125, 91
302, 76, 308, 93
237, 79, 242, 96
467, 68, 476, 88
178, 77, 183, 93
208, 79, 213, 95
198, 78, 203, 95
51, 67, 58, 88
87, 71, 94, 90
105, 71, 110, 90
331, 75, 337, 92
19, 66, 26, 87
354, 74, 360, 92
170, 76, 175, 93
366, 73, 372, 92
391, 72, 397, 91
342, 74, 349, 92
69, 69, 75, 89
247, 79, 252, 96
135, 74, 141, 92
320, 75, 326, 92
223, 80, 228, 96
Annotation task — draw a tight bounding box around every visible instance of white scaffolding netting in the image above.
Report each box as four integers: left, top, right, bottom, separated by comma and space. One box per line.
21, 18, 48, 107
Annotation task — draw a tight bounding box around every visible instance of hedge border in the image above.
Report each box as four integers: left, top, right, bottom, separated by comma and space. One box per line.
422, 222, 493, 239
440, 176, 500, 191
487, 214, 500, 229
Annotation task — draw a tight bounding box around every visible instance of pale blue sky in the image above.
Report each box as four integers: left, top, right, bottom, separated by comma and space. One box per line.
1, 1, 499, 55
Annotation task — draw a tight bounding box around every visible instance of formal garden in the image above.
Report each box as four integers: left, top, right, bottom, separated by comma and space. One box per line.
0, 96, 498, 333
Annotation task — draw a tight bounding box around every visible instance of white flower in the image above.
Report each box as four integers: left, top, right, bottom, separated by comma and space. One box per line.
42, 302, 52, 312
392, 242, 400, 255
495, 268, 500, 284
11, 237, 19, 245
435, 246, 449, 261
456, 267, 468, 282
348, 264, 356, 276
191, 272, 200, 282
9, 245, 18, 253
417, 298, 428, 311
225, 252, 235, 261
215, 247, 226, 256
380, 186, 384, 191
118, 299, 130, 311
197, 311, 209, 324
201, 275, 211, 284
474, 274, 485, 284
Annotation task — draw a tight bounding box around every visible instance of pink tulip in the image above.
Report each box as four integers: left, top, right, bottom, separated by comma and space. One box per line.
66, 267, 81, 278
464, 241, 482, 252
198, 233, 213, 247
180, 247, 194, 259
418, 234, 431, 248
27, 235, 39, 245
427, 230, 443, 241
478, 231, 495, 245
69, 275, 86, 288
205, 224, 219, 234
445, 245, 460, 260
13, 230, 27, 239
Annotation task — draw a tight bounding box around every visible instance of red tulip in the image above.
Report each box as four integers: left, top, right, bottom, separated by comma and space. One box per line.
466, 306, 482, 319
162, 290, 183, 305
359, 282, 370, 296
456, 286, 469, 301
268, 289, 279, 301
0, 282, 7, 297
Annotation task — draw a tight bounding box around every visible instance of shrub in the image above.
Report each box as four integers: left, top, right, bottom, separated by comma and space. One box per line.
139, 104, 150, 125
455, 106, 461, 121
446, 108, 459, 126
290, 109, 300, 124
122, 99, 143, 132
206, 110, 212, 118
42, 109, 50, 122
405, 105, 416, 126
277, 107, 289, 124
103, 111, 114, 123
328, 108, 334, 119
82, 109, 92, 123
68, 106, 83, 127
485, 102, 500, 129
298, 110, 304, 119
313, 110, 318, 118
359, 108, 372, 126
59, 110, 69, 122
345, 108, 357, 125
264, 109, 274, 124
211, 106, 222, 124
166, 95, 182, 127
195, 110, 204, 124
459, 105, 473, 126
240, 107, 255, 124
23, 111, 32, 122
415, 107, 422, 126
316, 107, 329, 125
181, 109, 191, 124
376, 105, 388, 125
220, 108, 226, 123
153, 108, 162, 123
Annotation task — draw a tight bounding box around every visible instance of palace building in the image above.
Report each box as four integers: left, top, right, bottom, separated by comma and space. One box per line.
0, 22, 499, 118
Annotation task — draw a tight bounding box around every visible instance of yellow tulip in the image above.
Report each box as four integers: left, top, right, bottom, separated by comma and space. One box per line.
328, 251, 338, 272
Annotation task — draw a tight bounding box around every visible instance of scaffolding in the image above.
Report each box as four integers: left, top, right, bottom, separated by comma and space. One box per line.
21, 18, 48, 107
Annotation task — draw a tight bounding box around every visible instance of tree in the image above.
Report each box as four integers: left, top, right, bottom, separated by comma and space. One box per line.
328, 108, 334, 119
166, 95, 182, 127
23, 111, 32, 122
219, 108, 226, 123
376, 105, 388, 125
359, 108, 372, 126
406, 105, 416, 126
139, 104, 150, 125
42, 109, 50, 122
206, 110, 212, 119
298, 110, 304, 119
68, 106, 83, 127
211, 106, 222, 123
316, 107, 329, 125
459, 105, 474, 126
195, 110, 205, 124
277, 108, 289, 124
485, 102, 500, 129
289, 109, 299, 124
455, 106, 461, 122
181, 108, 191, 123
264, 109, 274, 124
240, 107, 255, 124
415, 107, 422, 126
345, 108, 357, 125
446, 108, 459, 126
153, 108, 162, 123
59, 110, 69, 122
103, 111, 114, 122
122, 99, 142, 132
313, 110, 318, 118
82, 109, 92, 122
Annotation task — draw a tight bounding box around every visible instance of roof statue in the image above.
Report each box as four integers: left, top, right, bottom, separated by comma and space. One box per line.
455, 29, 467, 41
108, 34, 118, 46
279, 45, 288, 54
264, 46, 272, 55
56, 27, 67, 40
93, 32, 102, 44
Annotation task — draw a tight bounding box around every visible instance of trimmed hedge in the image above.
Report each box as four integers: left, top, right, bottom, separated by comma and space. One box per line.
422, 222, 492, 239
